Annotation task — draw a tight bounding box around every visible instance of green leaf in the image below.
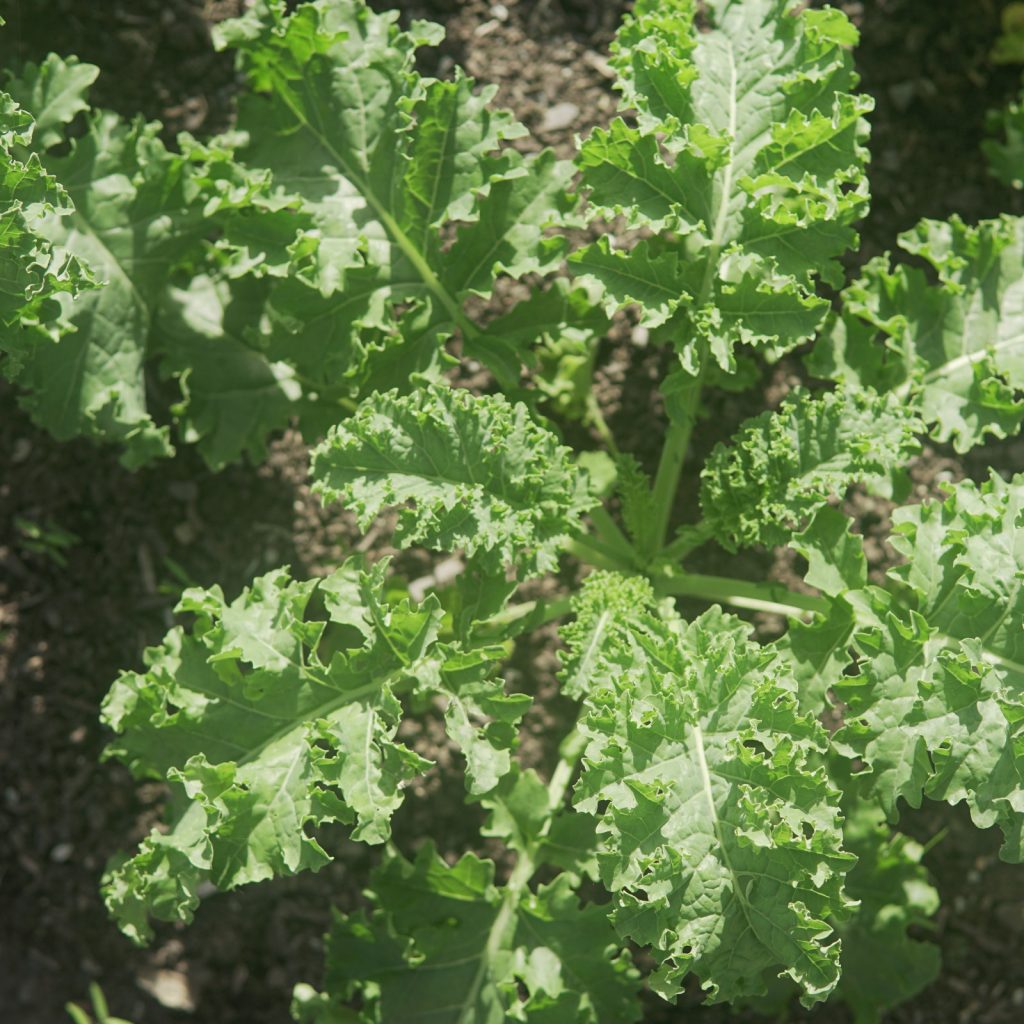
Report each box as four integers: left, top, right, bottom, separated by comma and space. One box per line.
558, 571, 655, 700
571, 0, 870, 377
425, 645, 531, 795
8, 100, 210, 464
441, 150, 575, 298
833, 801, 940, 1024
2, 61, 338, 466
101, 560, 446, 943
614, 455, 657, 557
574, 606, 854, 1006
984, 87, 1024, 189
470, 279, 608, 398
215, 0, 572, 390
482, 766, 554, 854
0, 91, 90, 371
311, 385, 595, 576
153, 257, 451, 468
153, 275, 303, 470
770, 508, 866, 713
399, 72, 526, 242
482, 766, 601, 880
791, 507, 868, 599
700, 388, 921, 551
510, 875, 640, 1023
811, 215, 1024, 452
5, 53, 99, 149
834, 475, 1024, 859
307, 845, 640, 1023
887, 473, 1024, 683
773, 598, 858, 714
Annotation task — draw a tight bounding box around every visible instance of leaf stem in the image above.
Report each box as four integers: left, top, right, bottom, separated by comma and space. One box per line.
652, 571, 828, 618
565, 535, 634, 572
269, 72, 480, 343
585, 392, 621, 457
474, 594, 573, 639
588, 505, 638, 566
475, 720, 586, 1020
646, 368, 704, 560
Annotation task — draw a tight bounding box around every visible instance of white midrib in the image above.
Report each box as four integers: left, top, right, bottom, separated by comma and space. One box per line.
893, 333, 1024, 401
235, 671, 398, 772
270, 68, 473, 336
692, 723, 754, 933
572, 610, 612, 689
697, 38, 739, 307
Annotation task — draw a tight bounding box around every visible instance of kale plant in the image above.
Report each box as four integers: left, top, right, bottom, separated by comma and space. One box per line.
5, 0, 1024, 1020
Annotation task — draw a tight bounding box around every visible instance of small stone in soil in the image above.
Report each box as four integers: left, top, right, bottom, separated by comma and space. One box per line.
137, 968, 196, 1012
50, 842, 74, 863
540, 101, 579, 132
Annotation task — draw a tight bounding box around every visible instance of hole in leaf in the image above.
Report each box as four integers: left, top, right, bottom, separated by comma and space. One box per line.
743, 738, 769, 759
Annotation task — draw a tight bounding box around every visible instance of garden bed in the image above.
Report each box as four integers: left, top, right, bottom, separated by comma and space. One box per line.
1, 1, 1023, 1021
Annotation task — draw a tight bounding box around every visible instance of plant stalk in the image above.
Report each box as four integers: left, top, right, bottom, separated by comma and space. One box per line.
653, 571, 828, 618
585, 394, 622, 457
565, 535, 634, 572
588, 505, 638, 566
646, 369, 704, 560
474, 594, 573, 638
656, 521, 714, 565
473, 721, 586, 1022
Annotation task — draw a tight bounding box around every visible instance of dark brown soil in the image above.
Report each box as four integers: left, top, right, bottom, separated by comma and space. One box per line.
1, 1, 1023, 1022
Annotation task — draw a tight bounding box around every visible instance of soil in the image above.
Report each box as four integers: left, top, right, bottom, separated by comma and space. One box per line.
1, 1, 1023, 1022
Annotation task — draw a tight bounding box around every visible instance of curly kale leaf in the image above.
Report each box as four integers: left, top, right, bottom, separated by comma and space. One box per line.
299, 845, 639, 1024
311, 385, 595, 576
5, 54, 331, 467
572, 602, 853, 1007
834, 475, 1024, 859
4, 57, 217, 465
0, 85, 91, 372
812, 215, 1024, 452
571, 0, 870, 384
4, 53, 98, 149
101, 560, 524, 943
700, 388, 921, 550
215, 0, 575, 392
558, 571, 656, 700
